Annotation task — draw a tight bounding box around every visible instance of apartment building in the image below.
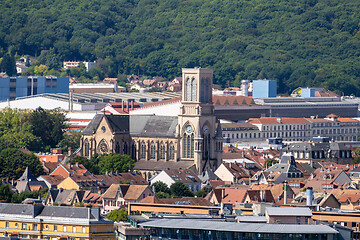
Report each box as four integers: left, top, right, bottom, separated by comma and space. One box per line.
222, 114, 360, 143
0, 203, 115, 240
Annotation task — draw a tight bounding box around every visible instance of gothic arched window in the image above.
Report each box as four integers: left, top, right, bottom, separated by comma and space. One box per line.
84, 139, 89, 157
169, 142, 175, 160
191, 78, 197, 101
115, 142, 120, 153
140, 141, 146, 159
160, 142, 166, 160
123, 142, 128, 155
202, 125, 210, 159
183, 125, 194, 158
131, 142, 137, 159
150, 142, 156, 159
186, 78, 191, 101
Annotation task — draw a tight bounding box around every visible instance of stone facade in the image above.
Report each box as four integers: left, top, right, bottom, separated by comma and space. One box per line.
80, 68, 223, 178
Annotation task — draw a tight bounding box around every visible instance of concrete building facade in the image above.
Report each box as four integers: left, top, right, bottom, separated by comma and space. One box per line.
0, 76, 69, 101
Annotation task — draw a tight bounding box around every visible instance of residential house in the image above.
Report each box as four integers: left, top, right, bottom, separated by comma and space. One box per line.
56, 171, 147, 192
150, 169, 202, 193
102, 184, 154, 213
127, 75, 139, 82
304, 168, 352, 193
45, 189, 86, 206
205, 187, 248, 205
167, 83, 181, 92
265, 154, 304, 183
244, 189, 275, 204
339, 193, 360, 210
16, 167, 47, 192
214, 162, 251, 184
250, 183, 295, 204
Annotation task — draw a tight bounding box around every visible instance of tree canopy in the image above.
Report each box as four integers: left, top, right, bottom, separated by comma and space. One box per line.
0, 108, 68, 152
98, 154, 135, 174
0, 148, 44, 179
1, 0, 360, 95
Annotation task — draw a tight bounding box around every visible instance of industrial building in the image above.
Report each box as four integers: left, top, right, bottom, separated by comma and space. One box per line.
0, 76, 69, 101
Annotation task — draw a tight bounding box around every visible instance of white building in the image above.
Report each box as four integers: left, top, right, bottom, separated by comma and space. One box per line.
150, 169, 202, 193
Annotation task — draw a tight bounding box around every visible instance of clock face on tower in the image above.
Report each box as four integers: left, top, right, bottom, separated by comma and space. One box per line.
186, 125, 193, 134
203, 125, 209, 134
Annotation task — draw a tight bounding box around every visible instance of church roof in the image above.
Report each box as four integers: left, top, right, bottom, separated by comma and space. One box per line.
130, 115, 177, 138
83, 114, 177, 138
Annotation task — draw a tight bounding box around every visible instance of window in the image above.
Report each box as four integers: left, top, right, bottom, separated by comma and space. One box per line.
73, 226, 76, 233
22, 223, 27, 230
296, 216, 301, 224
186, 78, 191, 101
33, 224, 38, 231
160, 143, 166, 160
191, 78, 197, 101
5, 222, 9, 228
52, 78, 57, 88
82, 227, 86, 233
140, 142, 146, 159
169, 143, 175, 160
46, 78, 51, 88
84, 139, 90, 157
183, 132, 194, 158
150, 142, 156, 159
63, 226, 67, 232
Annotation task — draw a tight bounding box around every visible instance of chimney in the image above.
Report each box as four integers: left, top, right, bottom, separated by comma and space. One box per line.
306, 187, 313, 206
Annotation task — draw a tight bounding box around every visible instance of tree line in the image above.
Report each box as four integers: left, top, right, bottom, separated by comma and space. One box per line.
1, 0, 360, 95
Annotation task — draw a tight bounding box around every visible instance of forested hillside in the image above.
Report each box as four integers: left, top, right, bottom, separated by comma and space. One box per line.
1, 0, 360, 95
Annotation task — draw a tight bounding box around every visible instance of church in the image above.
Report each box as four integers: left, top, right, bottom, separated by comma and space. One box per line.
80, 68, 223, 179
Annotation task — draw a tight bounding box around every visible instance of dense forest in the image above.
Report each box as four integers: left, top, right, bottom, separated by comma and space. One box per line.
1, 0, 360, 95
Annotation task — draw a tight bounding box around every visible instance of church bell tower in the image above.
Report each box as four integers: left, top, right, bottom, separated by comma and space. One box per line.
178, 68, 222, 174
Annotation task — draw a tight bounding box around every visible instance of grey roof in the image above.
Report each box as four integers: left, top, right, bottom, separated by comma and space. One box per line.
140, 219, 338, 234
283, 142, 349, 152
82, 114, 103, 135
0, 203, 39, 216
83, 114, 177, 138
37, 205, 90, 219
18, 166, 36, 181
130, 115, 177, 138
134, 160, 194, 171
266, 207, 312, 217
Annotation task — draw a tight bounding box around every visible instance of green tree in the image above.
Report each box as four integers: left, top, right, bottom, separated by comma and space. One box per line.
151, 181, 171, 198
28, 107, 67, 151
264, 159, 278, 168
98, 154, 134, 174
106, 209, 128, 222
195, 185, 213, 198
351, 157, 360, 165
33, 64, 49, 76
0, 148, 44, 179
58, 131, 82, 154
0, 182, 13, 202
170, 182, 194, 197
0, 54, 16, 76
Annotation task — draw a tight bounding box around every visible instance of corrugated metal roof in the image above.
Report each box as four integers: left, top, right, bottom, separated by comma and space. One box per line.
140, 219, 338, 234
